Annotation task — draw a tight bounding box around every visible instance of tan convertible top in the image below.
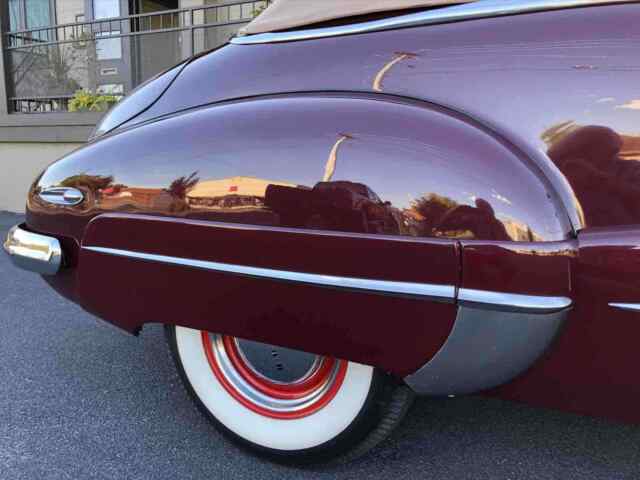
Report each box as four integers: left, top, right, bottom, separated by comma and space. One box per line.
240, 0, 477, 35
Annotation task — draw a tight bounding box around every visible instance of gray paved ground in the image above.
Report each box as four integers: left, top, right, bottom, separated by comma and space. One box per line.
1, 212, 640, 479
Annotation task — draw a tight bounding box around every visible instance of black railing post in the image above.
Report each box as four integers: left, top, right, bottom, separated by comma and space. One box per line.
190, 9, 195, 57
0, 1, 12, 115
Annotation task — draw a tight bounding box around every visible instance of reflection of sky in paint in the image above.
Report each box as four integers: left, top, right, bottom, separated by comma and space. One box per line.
371, 37, 640, 142
617, 99, 640, 111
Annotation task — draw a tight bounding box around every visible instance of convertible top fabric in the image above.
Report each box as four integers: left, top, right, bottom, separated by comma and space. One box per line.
239, 0, 477, 35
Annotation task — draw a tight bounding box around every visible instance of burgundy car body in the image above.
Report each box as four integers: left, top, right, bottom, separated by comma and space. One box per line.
10, 1, 640, 422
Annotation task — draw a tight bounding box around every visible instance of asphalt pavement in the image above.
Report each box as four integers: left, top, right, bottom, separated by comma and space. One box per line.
1, 212, 639, 479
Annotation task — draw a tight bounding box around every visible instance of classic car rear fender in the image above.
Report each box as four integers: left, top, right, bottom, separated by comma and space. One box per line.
76, 213, 573, 387
29, 94, 574, 385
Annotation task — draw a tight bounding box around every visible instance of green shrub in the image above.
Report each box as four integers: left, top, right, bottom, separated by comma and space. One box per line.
69, 90, 119, 113
253, 2, 270, 17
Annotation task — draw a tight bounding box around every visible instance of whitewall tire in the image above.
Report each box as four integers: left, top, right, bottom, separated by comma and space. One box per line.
166, 325, 414, 464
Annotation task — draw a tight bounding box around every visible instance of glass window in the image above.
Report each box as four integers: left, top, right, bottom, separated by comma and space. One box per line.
8, 0, 53, 40
93, 0, 122, 60
93, 0, 120, 20
8, 0, 21, 31
25, 0, 52, 28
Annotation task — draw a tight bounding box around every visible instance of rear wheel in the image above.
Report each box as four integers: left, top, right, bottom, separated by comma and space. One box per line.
166, 325, 414, 465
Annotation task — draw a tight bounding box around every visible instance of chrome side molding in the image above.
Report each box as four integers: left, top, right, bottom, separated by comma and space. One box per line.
609, 303, 640, 312
83, 246, 456, 302
84, 246, 573, 313
232, 0, 633, 44
39, 187, 84, 206
459, 288, 572, 314
3, 225, 62, 275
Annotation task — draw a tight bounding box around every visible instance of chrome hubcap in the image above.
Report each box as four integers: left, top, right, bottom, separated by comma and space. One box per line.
235, 338, 320, 384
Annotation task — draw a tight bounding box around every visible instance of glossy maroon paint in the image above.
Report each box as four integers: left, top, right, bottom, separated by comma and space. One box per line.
125, 3, 640, 232
492, 227, 640, 423
460, 240, 575, 297
27, 94, 569, 375
20, 2, 640, 422
29, 95, 568, 243
78, 214, 460, 376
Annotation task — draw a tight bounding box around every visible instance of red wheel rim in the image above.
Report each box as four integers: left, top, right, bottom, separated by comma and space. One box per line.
222, 335, 337, 400
201, 332, 347, 420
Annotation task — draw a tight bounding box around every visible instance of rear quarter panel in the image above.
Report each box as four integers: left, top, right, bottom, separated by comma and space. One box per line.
28, 95, 568, 375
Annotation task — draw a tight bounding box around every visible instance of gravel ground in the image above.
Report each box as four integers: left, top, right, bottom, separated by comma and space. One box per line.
1, 213, 639, 479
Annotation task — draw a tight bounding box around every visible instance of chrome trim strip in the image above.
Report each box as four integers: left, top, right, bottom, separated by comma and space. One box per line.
83, 246, 456, 301
232, 0, 633, 44
458, 288, 572, 314
609, 303, 640, 312
3, 224, 62, 275
84, 246, 573, 313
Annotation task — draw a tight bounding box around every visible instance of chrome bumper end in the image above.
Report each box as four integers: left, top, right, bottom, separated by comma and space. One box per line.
3, 224, 62, 275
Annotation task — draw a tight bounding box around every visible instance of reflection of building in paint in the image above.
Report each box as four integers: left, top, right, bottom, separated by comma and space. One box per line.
187, 176, 299, 210
99, 186, 173, 210
621, 134, 640, 161
503, 220, 543, 242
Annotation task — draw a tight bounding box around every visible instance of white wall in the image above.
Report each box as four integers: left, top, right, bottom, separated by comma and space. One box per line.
55, 0, 85, 25
0, 143, 84, 212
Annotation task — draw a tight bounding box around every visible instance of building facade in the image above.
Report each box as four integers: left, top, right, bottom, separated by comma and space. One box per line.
0, 0, 265, 211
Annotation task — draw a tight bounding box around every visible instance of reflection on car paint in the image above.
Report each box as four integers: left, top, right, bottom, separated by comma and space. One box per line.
32, 143, 542, 241
372, 52, 416, 92
28, 95, 570, 243
119, 4, 640, 233
38, 172, 539, 240
323, 134, 352, 181
545, 124, 640, 228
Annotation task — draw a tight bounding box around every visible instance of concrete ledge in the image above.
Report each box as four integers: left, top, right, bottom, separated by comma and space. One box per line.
0, 125, 94, 143
0, 113, 103, 127
0, 113, 102, 143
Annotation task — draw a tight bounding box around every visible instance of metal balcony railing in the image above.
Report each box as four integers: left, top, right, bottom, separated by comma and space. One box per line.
2, 1, 270, 113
